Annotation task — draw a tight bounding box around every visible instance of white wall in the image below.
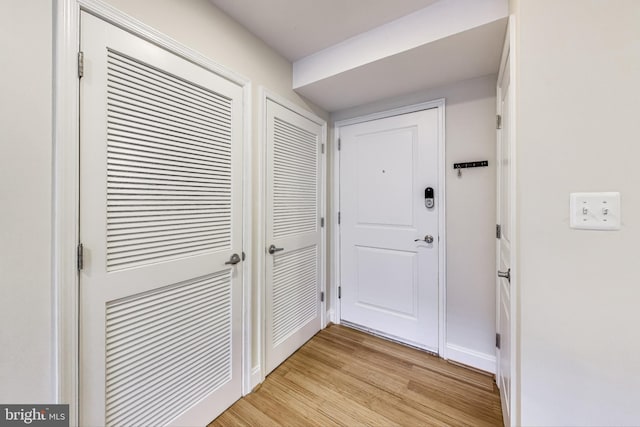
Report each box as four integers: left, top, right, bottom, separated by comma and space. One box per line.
332, 74, 498, 371
514, 0, 640, 425
0, 1, 54, 403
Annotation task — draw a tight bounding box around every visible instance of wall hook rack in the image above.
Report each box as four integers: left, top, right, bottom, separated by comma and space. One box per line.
453, 160, 488, 177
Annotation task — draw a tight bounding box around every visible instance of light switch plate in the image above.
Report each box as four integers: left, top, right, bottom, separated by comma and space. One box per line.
570, 192, 620, 230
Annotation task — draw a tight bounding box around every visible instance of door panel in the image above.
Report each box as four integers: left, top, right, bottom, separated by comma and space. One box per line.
497, 48, 513, 426
340, 109, 439, 351
265, 101, 323, 374
355, 247, 417, 316
272, 245, 318, 346
80, 12, 243, 426
356, 132, 414, 226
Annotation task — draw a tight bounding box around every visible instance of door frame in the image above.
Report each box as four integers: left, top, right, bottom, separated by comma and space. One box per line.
495, 15, 518, 427
332, 99, 447, 356
257, 88, 327, 387
53, 1, 253, 424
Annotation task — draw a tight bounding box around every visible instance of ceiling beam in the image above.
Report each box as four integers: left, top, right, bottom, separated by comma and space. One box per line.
292, 0, 508, 89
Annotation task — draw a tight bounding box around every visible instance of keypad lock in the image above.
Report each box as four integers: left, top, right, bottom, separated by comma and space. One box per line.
425, 187, 434, 209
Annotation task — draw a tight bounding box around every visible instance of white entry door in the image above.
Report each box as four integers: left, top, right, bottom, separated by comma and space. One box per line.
79, 13, 244, 426
496, 40, 515, 426
264, 100, 324, 374
339, 108, 440, 351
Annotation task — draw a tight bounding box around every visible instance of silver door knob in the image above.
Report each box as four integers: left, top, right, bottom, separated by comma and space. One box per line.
497, 268, 511, 282
268, 244, 284, 255
225, 253, 241, 265
414, 235, 434, 244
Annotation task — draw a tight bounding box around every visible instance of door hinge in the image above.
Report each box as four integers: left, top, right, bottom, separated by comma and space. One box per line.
496, 224, 502, 239
338, 286, 342, 299
321, 143, 325, 154
320, 291, 325, 302
77, 243, 84, 271
496, 333, 501, 349
338, 212, 341, 225
496, 114, 502, 130
320, 217, 325, 228
78, 51, 84, 78
338, 138, 341, 151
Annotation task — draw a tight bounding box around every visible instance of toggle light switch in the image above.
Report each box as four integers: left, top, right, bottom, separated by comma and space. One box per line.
570, 192, 620, 230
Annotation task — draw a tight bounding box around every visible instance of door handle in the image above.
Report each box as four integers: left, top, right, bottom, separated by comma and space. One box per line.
498, 268, 511, 282
268, 244, 284, 255
225, 253, 241, 265
414, 235, 434, 244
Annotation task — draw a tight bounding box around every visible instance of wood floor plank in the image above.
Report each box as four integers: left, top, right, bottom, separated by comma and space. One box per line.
294, 343, 491, 427
268, 375, 343, 427
329, 326, 497, 392
209, 325, 503, 426
284, 351, 461, 426
222, 399, 278, 426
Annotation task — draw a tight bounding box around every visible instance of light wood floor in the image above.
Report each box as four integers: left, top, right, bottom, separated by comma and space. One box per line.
210, 325, 503, 426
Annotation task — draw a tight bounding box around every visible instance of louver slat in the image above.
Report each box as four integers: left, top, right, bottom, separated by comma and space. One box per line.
105, 272, 232, 427
272, 246, 318, 345
272, 118, 318, 238
106, 49, 233, 271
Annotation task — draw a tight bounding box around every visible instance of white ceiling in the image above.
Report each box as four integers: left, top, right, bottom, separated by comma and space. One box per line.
209, 0, 508, 112
210, 0, 440, 61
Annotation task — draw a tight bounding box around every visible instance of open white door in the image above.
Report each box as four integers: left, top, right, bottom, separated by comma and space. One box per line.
79, 12, 244, 426
496, 18, 516, 427
264, 100, 324, 374
339, 108, 440, 352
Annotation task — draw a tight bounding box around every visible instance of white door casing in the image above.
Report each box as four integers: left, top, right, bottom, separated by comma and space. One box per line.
339, 108, 441, 352
264, 99, 324, 375
79, 12, 244, 426
496, 15, 517, 427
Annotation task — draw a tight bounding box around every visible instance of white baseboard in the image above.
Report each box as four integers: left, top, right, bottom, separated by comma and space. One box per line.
446, 343, 496, 374
249, 365, 261, 393
327, 309, 336, 324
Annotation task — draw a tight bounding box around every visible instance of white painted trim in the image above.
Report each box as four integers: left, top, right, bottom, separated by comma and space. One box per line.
333, 99, 447, 356
76, 0, 249, 86
257, 88, 328, 385
436, 102, 447, 359
327, 309, 334, 324
241, 82, 253, 396
508, 14, 519, 427
257, 87, 267, 384
446, 343, 496, 374
263, 90, 327, 127
320, 120, 328, 329
249, 366, 262, 392
331, 124, 341, 325
54, 0, 253, 422
53, 2, 81, 425
334, 99, 444, 127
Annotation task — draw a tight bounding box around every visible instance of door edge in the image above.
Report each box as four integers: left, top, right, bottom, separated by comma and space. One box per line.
495, 13, 518, 427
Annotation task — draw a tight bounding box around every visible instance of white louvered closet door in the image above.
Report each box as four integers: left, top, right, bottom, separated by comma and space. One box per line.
265, 100, 323, 374
79, 13, 244, 427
